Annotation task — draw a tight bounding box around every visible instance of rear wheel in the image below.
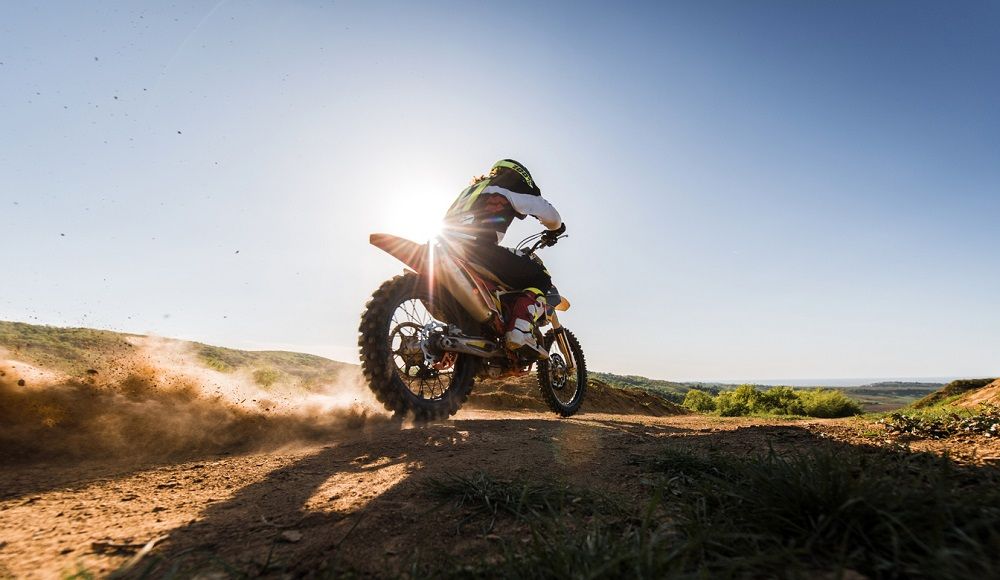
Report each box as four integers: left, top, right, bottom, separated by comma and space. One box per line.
359, 273, 475, 421
536, 328, 587, 416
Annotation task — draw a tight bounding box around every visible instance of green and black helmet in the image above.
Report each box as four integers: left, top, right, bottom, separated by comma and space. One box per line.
489, 159, 541, 196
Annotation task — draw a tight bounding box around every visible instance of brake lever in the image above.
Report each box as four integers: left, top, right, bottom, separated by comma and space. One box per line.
543, 233, 567, 248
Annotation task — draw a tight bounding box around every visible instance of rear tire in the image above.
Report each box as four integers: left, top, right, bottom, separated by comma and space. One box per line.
536, 328, 587, 416
358, 273, 475, 422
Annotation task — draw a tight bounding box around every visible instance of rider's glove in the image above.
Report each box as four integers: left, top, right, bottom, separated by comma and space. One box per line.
542, 222, 566, 246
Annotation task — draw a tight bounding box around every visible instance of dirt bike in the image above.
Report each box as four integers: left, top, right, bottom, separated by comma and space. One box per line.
358, 230, 587, 421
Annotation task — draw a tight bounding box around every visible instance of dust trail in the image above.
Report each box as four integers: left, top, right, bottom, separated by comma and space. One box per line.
0, 342, 389, 465
131, 336, 380, 414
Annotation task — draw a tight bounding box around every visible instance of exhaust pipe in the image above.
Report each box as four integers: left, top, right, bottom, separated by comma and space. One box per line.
437, 335, 506, 359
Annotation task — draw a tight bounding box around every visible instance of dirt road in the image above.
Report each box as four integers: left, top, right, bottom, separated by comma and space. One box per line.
2, 410, 998, 578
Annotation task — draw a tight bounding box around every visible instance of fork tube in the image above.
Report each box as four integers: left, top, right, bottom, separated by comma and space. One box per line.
548, 312, 576, 371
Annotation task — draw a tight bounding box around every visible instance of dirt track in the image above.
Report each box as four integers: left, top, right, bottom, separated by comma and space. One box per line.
0, 411, 820, 578
3, 410, 999, 578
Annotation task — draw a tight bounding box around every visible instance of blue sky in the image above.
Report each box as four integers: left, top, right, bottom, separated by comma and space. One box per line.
2, 1, 998, 382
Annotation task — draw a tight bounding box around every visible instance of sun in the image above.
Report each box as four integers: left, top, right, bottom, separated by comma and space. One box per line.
376, 192, 450, 242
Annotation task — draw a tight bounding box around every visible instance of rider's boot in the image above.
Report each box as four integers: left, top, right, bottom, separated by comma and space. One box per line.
505, 292, 549, 359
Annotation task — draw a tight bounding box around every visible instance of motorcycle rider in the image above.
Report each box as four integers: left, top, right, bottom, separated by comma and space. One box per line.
441, 159, 566, 358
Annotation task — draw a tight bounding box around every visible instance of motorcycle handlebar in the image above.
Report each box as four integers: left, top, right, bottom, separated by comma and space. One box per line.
516, 230, 568, 255
526, 232, 565, 253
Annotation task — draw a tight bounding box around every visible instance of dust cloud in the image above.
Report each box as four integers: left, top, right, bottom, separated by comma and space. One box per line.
0, 341, 389, 465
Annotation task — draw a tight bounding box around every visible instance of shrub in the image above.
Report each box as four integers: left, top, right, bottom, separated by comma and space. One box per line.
688, 385, 861, 418
757, 386, 806, 415
881, 404, 1000, 438
252, 367, 281, 388
682, 389, 716, 412
797, 388, 863, 418
715, 384, 760, 416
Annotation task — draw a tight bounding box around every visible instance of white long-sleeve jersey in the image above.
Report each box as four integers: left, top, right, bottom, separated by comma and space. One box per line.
444, 181, 562, 244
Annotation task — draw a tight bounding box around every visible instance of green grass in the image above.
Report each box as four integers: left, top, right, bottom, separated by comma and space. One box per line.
252, 367, 282, 387
879, 404, 1000, 439
0, 320, 135, 375
0, 320, 356, 393
423, 472, 619, 530
683, 384, 863, 418
194, 343, 354, 391
421, 447, 1000, 579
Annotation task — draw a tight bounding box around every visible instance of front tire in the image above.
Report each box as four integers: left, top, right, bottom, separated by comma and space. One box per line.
358, 273, 475, 421
536, 328, 587, 416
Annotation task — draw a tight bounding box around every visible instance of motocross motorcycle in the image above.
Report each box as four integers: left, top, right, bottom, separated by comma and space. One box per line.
359, 230, 587, 421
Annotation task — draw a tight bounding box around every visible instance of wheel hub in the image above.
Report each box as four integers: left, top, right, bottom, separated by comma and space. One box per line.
549, 353, 568, 390
396, 334, 424, 367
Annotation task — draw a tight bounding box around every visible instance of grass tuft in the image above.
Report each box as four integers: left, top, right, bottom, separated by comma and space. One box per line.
423, 472, 615, 527
423, 448, 1000, 579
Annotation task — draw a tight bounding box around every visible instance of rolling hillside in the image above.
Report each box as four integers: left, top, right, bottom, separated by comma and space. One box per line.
0, 320, 682, 418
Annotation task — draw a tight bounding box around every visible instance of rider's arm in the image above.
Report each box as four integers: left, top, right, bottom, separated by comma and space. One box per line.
483, 186, 562, 230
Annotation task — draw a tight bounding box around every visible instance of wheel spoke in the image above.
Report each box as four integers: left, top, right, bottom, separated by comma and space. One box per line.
388, 298, 456, 402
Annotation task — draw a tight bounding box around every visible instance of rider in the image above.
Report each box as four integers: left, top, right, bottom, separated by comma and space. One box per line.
441, 159, 566, 357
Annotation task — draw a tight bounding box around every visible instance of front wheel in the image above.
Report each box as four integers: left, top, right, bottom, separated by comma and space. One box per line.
536, 328, 587, 416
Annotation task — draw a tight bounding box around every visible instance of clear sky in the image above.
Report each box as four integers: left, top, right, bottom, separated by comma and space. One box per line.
2, 1, 998, 382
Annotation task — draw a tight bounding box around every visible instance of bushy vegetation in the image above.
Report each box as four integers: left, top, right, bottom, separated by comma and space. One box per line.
421, 447, 1000, 579
1, 320, 357, 397
881, 404, 1000, 439
0, 321, 133, 374
195, 343, 353, 391
681, 388, 715, 412
683, 384, 862, 418
252, 367, 281, 388
197, 344, 253, 372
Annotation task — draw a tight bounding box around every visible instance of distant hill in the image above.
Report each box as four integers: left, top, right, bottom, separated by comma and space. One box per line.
912, 378, 999, 409
953, 379, 1000, 408
0, 320, 681, 416
854, 380, 944, 393
591, 371, 943, 412
0, 320, 356, 393
590, 372, 729, 403
471, 374, 687, 416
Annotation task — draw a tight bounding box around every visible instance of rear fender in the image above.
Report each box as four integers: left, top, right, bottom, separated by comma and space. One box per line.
370, 233, 427, 272
370, 233, 495, 324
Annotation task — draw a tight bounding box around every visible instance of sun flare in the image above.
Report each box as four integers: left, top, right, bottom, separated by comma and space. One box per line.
377, 193, 449, 242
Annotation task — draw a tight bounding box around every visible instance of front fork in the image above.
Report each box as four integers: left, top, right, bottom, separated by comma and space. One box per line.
547, 311, 576, 371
